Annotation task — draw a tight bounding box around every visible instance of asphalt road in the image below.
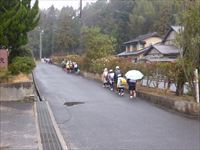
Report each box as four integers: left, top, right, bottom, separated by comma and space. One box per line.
34, 63, 200, 150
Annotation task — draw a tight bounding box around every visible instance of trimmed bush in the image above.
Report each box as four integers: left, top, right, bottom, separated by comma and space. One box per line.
89, 56, 134, 74
9, 56, 35, 75
9, 47, 33, 63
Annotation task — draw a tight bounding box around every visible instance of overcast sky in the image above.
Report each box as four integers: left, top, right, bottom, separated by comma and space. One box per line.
38, 0, 97, 10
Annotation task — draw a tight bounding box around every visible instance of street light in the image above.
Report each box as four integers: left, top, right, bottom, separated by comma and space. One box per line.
39, 30, 44, 60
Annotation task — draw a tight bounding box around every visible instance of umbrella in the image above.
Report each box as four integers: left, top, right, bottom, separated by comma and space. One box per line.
125, 70, 144, 80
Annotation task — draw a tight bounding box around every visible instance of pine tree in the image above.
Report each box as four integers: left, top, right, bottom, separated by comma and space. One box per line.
0, 0, 39, 49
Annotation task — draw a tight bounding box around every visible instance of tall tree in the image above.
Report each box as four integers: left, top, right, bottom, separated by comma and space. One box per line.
41, 5, 58, 57
27, 5, 60, 58
0, 0, 39, 49
82, 0, 135, 52
82, 27, 116, 62
110, 0, 135, 51
152, 0, 177, 36
176, 0, 200, 96
128, 0, 155, 38
55, 6, 81, 54
26, 0, 181, 58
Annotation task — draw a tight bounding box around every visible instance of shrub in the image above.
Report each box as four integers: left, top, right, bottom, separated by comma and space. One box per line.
89, 56, 134, 74
51, 56, 65, 64
8, 47, 33, 63
52, 55, 84, 68
64, 55, 84, 66
9, 56, 35, 75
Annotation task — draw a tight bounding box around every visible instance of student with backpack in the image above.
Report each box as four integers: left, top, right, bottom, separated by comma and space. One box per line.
108, 69, 115, 91
114, 66, 121, 91
117, 74, 127, 96
102, 68, 109, 87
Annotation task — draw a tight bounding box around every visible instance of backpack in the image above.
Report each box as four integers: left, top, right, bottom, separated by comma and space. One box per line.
121, 78, 127, 85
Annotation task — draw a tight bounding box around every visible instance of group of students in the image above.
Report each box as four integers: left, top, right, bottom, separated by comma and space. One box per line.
61, 60, 80, 73
102, 66, 137, 98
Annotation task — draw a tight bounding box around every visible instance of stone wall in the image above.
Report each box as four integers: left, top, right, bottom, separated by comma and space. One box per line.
0, 82, 34, 101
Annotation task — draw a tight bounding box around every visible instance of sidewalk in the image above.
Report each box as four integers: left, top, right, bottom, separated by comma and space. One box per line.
0, 101, 38, 150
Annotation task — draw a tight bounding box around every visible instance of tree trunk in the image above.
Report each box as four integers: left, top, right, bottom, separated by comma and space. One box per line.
176, 79, 185, 96
167, 79, 171, 90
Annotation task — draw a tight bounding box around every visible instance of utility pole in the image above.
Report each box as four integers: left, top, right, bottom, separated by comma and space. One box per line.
51, 28, 54, 57
80, 0, 82, 19
39, 30, 44, 60
79, 0, 83, 53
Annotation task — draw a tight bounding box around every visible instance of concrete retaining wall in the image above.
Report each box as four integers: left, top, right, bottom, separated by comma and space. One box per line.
81, 71, 200, 117
137, 91, 200, 117
0, 82, 34, 101
82, 72, 102, 82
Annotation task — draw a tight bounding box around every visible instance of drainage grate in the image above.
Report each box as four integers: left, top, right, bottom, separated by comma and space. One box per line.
64, 102, 85, 107
37, 101, 62, 150
33, 72, 65, 149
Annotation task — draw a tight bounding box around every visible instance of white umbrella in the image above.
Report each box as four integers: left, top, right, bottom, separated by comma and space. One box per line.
125, 70, 144, 80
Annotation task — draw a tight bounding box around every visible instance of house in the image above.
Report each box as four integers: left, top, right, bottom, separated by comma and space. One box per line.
142, 26, 183, 62
118, 32, 162, 62
118, 26, 183, 63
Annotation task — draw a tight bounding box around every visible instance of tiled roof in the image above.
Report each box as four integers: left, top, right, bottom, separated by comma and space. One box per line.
118, 44, 180, 57
124, 32, 159, 45
117, 47, 149, 56
152, 45, 180, 55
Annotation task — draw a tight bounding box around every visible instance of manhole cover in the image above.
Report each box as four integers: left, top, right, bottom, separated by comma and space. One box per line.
64, 102, 85, 107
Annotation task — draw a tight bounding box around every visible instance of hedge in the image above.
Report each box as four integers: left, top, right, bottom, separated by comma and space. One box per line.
9, 56, 35, 75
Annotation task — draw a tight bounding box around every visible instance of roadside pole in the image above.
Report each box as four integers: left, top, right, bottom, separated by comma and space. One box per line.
80, 0, 82, 18
194, 68, 199, 103
39, 30, 44, 60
